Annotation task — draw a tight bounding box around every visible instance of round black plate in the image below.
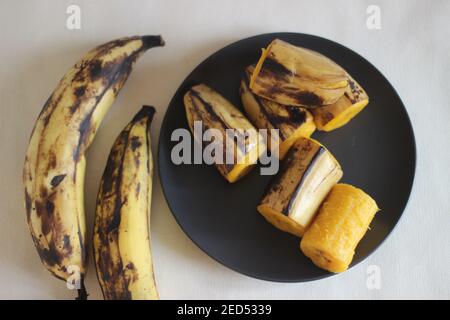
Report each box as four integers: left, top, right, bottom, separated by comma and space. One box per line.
158, 33, 416, 282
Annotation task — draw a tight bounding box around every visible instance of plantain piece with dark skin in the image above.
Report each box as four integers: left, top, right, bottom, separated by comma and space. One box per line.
250, 39, 349, 108
23, 35, 164, 299
257, 137, 343, 237
240, 65, 316, 159
184, 84, 266, 183
311, 74, 369, 131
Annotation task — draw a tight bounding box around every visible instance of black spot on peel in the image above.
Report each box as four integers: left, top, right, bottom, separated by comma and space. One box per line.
262, 145, 297, 199
291, 91, 323, 106
46, 200, 55, 216
130, 136, 142, 151
189, 90, 222, 123
73, 113, 92, 162
97, 229, 132, 299
38, 96, 53, 121
51, 174, 66, 188
39, 186, 48, 198
126, 262, 139, 283
263, 84, 323, 107
69, 101, 81, 114
287, 106, 307, 124
100, 151, 119, 194
107, 201, 122, 233
262, 57, 294, 78
89, 60, 103, 79
101, 171, 114, 194
121, 288, 132, 300
258, 81, 283, 101
24, 191, 33, 221
257, 57, 324, 107
74, 85, 87, 98
320, 110, 334, 123
36, 243, 61, 267
89, 58, 126, 84
107, 195, 128, 235
134, 154, 140, 168
68, 87, 87, 115
63, 235, 72, 254
38, 200, 54, 236
41, 94, 63, 127
98, 248, 113, 282
348, 79, 356, 91
69, 86, 88, 115
99, 128, 129, 194
135, 183, 141, 198
71, 36, 132, 86
34, 200, 44, 218
48, 151, 57, 170
106, 38, 128, 49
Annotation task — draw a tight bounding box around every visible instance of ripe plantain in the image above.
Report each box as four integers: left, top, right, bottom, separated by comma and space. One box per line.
184, 84, 266, 183
240, 65, 316, 159
257, 137, 343, 237
311, 74, 369, 131
23, 35, 164, 298
94, 106, 158, 300
250, 39, 348, 108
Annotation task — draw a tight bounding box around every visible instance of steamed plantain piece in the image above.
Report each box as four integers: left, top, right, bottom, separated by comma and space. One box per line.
257, 137, 343, 237
311, 75, 369, 131
240, 65, 316, 159
250, 39, 349, 108
184, 84, 266, 183
300, 184, 379, 273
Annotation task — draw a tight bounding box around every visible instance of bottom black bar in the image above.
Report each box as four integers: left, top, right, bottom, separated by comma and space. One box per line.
0, 300, 445, 318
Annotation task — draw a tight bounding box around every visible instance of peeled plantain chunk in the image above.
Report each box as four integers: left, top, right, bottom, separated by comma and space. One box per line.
311, 75, 369, 131
250, 39, 349, 108
240, 65, 316, 159
257, 137, 343, 237
300, 183, 379, 273
184, 84, 266, 183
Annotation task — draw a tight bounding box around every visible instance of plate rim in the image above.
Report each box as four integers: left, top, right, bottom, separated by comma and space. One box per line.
157, 32, 417, 283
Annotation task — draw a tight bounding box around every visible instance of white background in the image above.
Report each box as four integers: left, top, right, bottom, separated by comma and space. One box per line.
0, 0, 449, 299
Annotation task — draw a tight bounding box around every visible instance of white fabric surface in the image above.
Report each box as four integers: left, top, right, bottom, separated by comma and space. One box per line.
0, 0, 449, 299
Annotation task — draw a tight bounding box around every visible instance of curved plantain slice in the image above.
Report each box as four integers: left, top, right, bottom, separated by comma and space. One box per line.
241, 65, 316, 159
257, 137, 343, 237
250, 39, 348, 108
184, 84, 266, 183
311, 75, 369, 131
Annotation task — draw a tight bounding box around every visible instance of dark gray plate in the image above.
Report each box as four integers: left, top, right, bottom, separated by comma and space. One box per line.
158, 33, 416, 282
